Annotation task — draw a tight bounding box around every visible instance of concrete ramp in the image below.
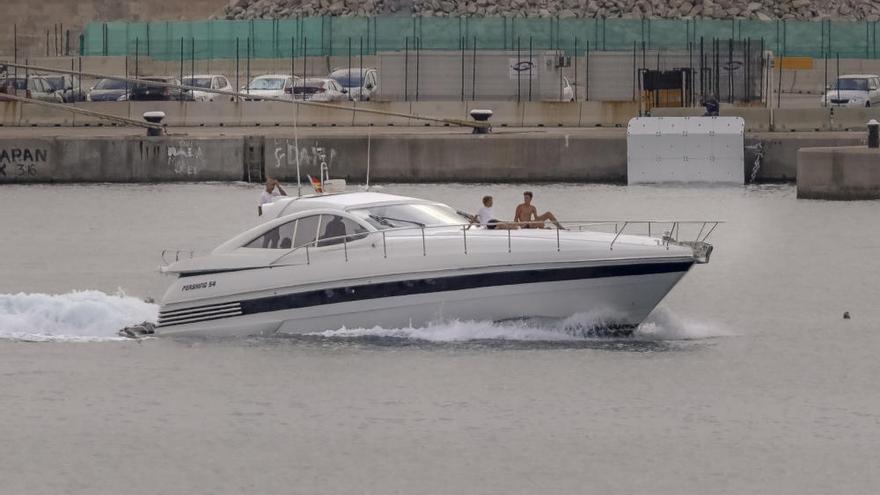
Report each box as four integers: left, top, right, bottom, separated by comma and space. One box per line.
627, 116, 744, 184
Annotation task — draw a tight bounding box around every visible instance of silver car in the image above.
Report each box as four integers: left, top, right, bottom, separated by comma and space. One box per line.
183, 74, 236, 102
6, 76, 64, 103
329, 68, 379, 101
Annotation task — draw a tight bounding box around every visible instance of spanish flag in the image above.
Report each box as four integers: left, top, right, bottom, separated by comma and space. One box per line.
307, 175, 323, 193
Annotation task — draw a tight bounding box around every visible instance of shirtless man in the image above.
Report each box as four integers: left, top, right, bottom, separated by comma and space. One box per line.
513, 191, 564, 229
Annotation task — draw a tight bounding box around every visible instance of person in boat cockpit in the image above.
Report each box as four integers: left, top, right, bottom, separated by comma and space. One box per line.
259, 178, 287, 206
258, 178, 288, 215
468, 195, 517, 230
514, 191, 564, 229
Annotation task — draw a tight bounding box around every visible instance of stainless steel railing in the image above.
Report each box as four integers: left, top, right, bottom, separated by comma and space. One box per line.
266, 220, 721, 267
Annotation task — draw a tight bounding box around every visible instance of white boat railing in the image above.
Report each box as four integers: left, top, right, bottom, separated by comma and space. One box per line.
267, 220, 721, 267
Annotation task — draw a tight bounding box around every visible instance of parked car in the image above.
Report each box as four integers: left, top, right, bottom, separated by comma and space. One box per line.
328, 67, 379, 101
821, 74, 880, 107
44, 74, 85, 103
87, 78, 130, 102
182, 74, 236, 102
129, 76, 194, 101
293, 77, 348, 102
242, 74, 299, 101
5, 76, 63, 103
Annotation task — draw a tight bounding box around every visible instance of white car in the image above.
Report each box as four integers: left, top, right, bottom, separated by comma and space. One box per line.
242, 74, 300, 101
183, 74, 236, 102
293, 77, 348, 102
821, 74, 880, 107
329, 68, 379, 101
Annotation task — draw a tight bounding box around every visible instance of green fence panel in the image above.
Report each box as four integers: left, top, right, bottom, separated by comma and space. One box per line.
327, 17, 373, 57
81, 17, 880, 60
467, 17, 509, 50
737, 20, 777, 50
829, 20, 869, 59
782, 20, 821, 57
419, 17, 465, 51
509, 18, 555, 51
651, 19, 691, 50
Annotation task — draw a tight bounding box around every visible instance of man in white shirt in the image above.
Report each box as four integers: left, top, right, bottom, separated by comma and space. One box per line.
475, 195, 495, 227
258, 178, 288, 216
259, 178, 287, 205
470, 195, 517, 230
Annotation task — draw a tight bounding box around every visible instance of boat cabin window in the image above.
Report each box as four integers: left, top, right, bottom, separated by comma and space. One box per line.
293, 215, 321, 248
317, 215, 369, 246
243, 220, 297, 249
350, 203, 467, 230
242, 215, 320, 249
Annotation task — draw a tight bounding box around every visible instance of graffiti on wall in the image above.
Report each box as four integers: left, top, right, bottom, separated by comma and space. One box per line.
167, 143, 205, 176
273, 140, 337, 171
0, 147, 48, 179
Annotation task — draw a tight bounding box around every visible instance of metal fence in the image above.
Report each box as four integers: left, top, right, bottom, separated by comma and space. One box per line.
79, 17, 880, 60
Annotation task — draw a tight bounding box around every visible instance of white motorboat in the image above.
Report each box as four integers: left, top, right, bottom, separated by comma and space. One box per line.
153, 191, 717, 338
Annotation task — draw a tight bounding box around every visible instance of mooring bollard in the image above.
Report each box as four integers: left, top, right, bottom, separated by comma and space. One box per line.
143, 111, 166, 137
469, 109, 493, 135
868, 119, 879, 149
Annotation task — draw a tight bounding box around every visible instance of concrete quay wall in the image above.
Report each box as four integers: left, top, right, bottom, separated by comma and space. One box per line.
0, 130, 869, 184
0, 136, 244, 183
263, 133, 626, 183
797, 146, 880, 200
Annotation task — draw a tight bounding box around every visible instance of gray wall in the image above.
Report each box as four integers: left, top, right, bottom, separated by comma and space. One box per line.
0, 131, 866, 184
0, 136, 244, 183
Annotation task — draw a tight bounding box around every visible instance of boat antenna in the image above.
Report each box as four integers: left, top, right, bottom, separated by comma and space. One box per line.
365, 130, 371, 191
293, 96, 303, 197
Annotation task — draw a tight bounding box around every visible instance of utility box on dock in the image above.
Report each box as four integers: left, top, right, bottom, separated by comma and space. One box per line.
626, 116, 744, 184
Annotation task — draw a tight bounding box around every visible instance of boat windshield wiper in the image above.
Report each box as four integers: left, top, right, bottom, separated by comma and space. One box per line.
369, 214, 425, 228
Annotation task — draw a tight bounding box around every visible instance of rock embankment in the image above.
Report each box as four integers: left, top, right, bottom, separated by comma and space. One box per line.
221, 0, 880, 21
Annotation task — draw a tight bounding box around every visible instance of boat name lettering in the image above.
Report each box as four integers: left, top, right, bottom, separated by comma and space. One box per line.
182, 281, 216, 291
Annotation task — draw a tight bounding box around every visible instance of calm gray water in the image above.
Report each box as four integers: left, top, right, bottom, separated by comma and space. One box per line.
2, 183, 879, 494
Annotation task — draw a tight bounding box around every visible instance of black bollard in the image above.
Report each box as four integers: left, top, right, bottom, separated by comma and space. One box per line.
469, 109, 493, 134
143, 111, 166, 136
868, 119, 879, 149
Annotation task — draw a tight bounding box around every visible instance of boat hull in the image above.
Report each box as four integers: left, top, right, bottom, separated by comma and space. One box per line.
156, 260, 692, 338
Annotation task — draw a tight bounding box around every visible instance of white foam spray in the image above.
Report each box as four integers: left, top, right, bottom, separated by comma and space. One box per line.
312, 306, 729, 342
0, 290, 158, 342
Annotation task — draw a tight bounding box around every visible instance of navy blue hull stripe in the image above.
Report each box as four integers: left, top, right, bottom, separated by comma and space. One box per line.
159, 261, 692, 328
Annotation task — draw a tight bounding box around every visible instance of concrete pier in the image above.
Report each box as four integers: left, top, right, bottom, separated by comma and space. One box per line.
797, 146, 880, 200
0, 126, 871, 184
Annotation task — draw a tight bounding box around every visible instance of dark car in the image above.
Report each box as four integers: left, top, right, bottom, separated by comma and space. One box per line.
87, 78, 130, 102
129, 76, 193, 101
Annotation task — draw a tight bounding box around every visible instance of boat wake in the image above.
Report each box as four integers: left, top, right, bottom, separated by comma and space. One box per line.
310, 307, 729, 343
0, 291, 726, 344
0, 290, 158, 342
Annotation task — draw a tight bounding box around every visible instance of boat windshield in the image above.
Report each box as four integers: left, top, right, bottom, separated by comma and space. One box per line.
350, 203, 467, 230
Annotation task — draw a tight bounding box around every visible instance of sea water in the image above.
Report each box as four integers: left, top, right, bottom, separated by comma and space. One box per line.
1, 183, 879, 494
